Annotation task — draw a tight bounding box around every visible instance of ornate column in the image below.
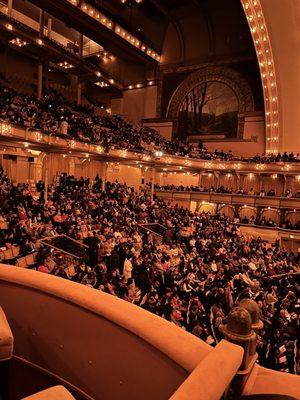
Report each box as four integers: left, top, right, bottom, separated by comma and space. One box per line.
39, 9, 45, 38
37, 62, 43, 100
7, 0, 13, 16
151, 166, 155, 202
47, 17, 52, 38
77, 80, 82, 106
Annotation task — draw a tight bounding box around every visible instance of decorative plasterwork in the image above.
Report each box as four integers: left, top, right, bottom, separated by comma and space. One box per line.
241, 0, 279, 154
166, 66, 254, 117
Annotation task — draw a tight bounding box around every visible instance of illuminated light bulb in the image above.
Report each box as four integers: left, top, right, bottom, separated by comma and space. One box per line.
148, 81, 153, 85
251, 27, 256, 33
90, 9, 94, 15
141, 45, 146, 51
83, 5, 87, 10
37, 39, 43, 45
116, 27, 121, 33
108, 22, 112, 28
136, 83, 141, 88
102, 18, 106, 23
96, 14, 100, 18
96, 72, 101, 77
128, 85, 133, 89
272, 97, 276, 102
255, 40, 259, 44
109, 78, 114, 84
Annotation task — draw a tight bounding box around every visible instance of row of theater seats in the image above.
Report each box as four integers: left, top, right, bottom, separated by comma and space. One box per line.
0, 245, 37, 268
0, 306, 74, 399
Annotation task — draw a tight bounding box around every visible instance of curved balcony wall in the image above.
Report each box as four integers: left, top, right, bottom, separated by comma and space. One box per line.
0, 265, 211, 400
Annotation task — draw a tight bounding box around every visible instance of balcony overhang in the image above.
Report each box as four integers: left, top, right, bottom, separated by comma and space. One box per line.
28, 0, 159, 66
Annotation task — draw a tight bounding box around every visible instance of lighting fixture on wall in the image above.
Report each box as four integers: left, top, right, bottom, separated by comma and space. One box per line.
58, 61, 74, 69
9, 37, 27, 47
95, 81, 109, 87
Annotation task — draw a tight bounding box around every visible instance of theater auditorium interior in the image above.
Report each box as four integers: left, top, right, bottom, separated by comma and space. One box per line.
0, 0, 299, 399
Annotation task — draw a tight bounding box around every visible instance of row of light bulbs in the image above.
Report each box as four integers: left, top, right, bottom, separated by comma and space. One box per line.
67, 0, 161, 62
242, 0, 279, 154
127, 81, 154, 90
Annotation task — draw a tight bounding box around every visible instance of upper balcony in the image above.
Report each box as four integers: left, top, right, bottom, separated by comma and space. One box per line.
1, 122, 300, 176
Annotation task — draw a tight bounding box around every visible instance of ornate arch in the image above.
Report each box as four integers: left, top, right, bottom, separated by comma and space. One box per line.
167, 66, 254, 119
166, 66, 255, 138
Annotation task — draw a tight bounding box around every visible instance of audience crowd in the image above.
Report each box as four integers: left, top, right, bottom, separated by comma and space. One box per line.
0, 81, 299, 163
155, 184, 300, 230
155, 183, 300, 198
0, 167, 299, 375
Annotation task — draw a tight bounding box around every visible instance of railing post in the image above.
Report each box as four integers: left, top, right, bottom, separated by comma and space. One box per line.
219, 306, 260, 399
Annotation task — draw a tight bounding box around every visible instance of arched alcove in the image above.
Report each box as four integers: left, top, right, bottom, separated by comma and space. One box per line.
166, 67, 255, 140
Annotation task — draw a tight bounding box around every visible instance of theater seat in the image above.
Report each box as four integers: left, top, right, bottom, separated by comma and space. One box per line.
22, 386, 75, 400
0, 306, 13, 361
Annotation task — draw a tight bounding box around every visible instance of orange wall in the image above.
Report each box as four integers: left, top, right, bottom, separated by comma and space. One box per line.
261, 0, 300, 153
122, 86, 158, 122
204, 113, 265, 157
106, 164, 142, 189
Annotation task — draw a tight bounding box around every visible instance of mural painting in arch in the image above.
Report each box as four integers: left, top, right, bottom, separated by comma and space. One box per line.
177, 81, 239, 140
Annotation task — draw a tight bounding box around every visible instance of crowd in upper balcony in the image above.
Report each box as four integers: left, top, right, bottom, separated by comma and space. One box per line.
0, 80, 299, 163
155, 184, 300, 199
0, 168, 299, 374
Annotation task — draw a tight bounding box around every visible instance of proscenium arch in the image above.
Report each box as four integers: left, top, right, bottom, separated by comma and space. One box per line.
166, 66, 255, 138
240, 0, 279, 153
